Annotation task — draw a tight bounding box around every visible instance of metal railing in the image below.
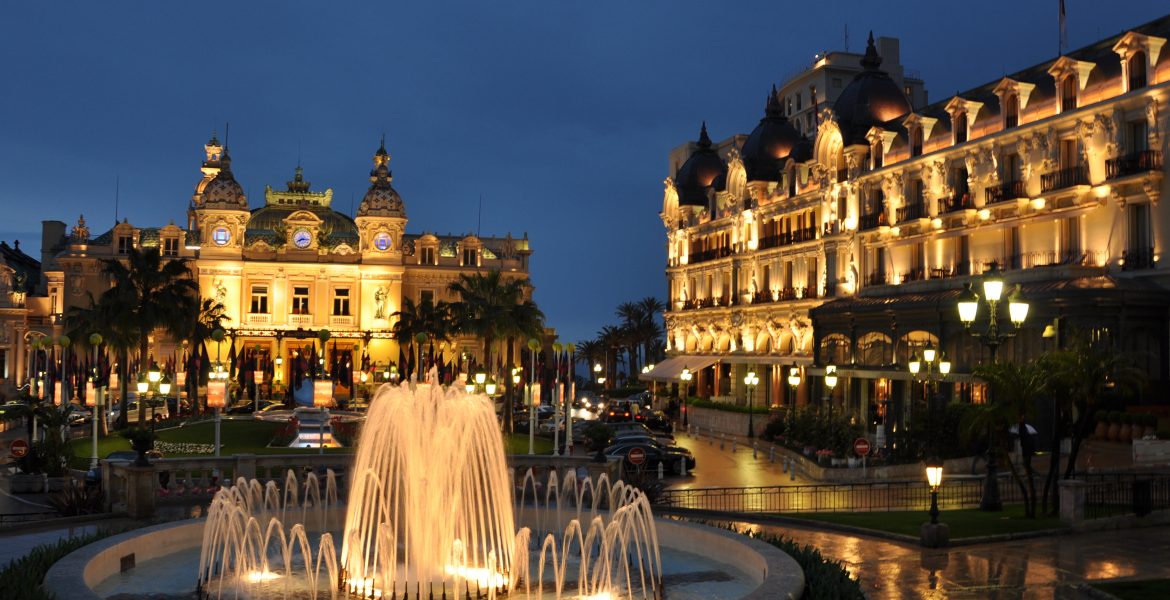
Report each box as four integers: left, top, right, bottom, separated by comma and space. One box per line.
859, 212, 885, 231
940, 192, 974, 213
656, 477, 1023, 514
1107, 150, 1162, 180
688, 247, 732, 264
1083, 472, 1170, 519
896, 203, 926, 223
1122, 247, 1156, 271
986, 180, 1026, 204
1041, 165, 1089, 193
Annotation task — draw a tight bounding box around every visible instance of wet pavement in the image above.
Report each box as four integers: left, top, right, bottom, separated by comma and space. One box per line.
666, 427, 814, 489
719, 520, 1170, 599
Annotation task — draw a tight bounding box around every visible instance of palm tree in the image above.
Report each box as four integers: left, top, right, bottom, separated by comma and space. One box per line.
636, 296, 667, 366
179, 297, 227, 414
100, 247, 199, 426
448, 270, 544, 433
392, 298, 455, 379
391, 298, 425, 379
966, 360, 1048, 517
574, 339, 604, 382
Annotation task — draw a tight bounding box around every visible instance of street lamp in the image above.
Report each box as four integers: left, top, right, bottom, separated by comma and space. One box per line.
909, 346, 951, 449
787, 366, 801, 406
527, 338, 541, 456
679, 367, 692, 428
744, 370, 759, 437
921, 457, 949, 547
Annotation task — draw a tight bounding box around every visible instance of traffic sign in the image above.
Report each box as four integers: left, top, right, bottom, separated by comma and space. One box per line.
10, 439, 29, 459
853, 438, 871, 457
627, 447, 647, 466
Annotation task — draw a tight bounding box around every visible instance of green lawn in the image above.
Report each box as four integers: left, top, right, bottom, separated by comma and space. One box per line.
69, 420, 553, 468
785, 505, 1066, 539
1093, 579, 1170, 600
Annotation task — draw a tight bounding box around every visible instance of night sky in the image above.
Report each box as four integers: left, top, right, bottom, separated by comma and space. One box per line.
2, 1, 1166, 344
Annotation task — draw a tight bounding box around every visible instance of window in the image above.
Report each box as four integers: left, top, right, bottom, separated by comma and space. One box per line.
1128, 52, 1147, 91
420, 247, 435, 265
1061, 76, 1077, 112
462, 247, 478, 267
871, 142, 883, 169
786, 97, 792, 115
809, 85, 817, 108
117, 235, 132, 254
1002, 152, 1022, 182
1129, 120, 1149, 153
163, 237, 179, 257
910, 127, 924, 157
953, 113, 967, 144
795, 92, 802, 111
292, 286, 310, 315
1060, 217, 1081, 261
420, 290, 435, 305
250, 285, 269, 314
1004, 93, 1019, 128
332, 288, 351, 316
1060, 138, 1079, 170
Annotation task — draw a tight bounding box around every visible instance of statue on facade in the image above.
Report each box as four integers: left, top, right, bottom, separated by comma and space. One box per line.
374, 286, 389, 319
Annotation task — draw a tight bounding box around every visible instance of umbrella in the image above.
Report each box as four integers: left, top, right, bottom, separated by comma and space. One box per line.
1009, 423, 1038, 435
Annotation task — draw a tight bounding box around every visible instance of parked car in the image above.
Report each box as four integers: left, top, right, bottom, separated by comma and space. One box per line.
67, 406, 93, 426
640, 410, 673, 433
602, 401, 636, 423
226, 400, 279, 415
606, 421, 673, 444
603, 439, 695, 474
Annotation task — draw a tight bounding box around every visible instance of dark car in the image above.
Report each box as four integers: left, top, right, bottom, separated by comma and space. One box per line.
640, 410, 673, 434
606, 422, 675, 445
226, 400, 279, 415
602, 401, 635, 423
604, 439, 695, 474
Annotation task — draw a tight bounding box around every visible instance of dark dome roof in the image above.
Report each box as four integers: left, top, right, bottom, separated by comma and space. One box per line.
831, 33, 912, 145
357, 139, 405, 218
675, 123, 727, 206
246, 204, 360, 245
200, 150, 248, 208
741, 86, 803, 182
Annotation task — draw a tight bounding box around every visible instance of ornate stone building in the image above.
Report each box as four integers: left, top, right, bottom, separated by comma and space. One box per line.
649, 17, 1170, 437
4, 135, 532, 398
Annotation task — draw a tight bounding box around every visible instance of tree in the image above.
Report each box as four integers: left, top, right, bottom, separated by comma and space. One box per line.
448, 270, 544, 434
178, 297, 227, 414
391, 297, 454, 379
1038, 330, 1145, 512
967, 360, 1048, 517
100, 248, 199, 426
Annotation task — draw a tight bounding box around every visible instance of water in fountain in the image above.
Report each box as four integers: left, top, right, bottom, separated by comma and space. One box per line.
198, 382, 662, 599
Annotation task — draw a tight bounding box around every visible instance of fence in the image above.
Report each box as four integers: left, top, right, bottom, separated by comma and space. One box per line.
1082, 472, 1170, 519
656, 477, 1024, 514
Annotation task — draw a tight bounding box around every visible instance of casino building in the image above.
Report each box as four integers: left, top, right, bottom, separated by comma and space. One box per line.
0, 136, 532, 399
646, 17, 1170, 436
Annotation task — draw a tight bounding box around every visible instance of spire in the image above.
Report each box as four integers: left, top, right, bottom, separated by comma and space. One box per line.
861, 31, 882, 70
765, 84, 784, 118
373, 135, 390, 168
370, 137, 393, 185
697, 121, 712, 149
287, 165, 311, 193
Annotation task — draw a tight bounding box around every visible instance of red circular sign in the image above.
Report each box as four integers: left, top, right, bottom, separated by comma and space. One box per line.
853, 438, 871, 457
10, 439, 29, 459
627, 447, 647, 466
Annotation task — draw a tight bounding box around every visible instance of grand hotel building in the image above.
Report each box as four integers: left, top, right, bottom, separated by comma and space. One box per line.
0, 136, 532, 396
646, 18, 1170, 435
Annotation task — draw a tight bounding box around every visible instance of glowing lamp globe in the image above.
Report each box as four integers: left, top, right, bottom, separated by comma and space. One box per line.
148, 367, 162, 384
54, 382, 62, 406
926, 463, 944, 490
137, 379, 149, 394
909, 359, 922, 375
1008, 285, 1029, 325
253, 371, 265, 385
85, 380, 96, 407
158, 379, 171, 396
957, 284, 979, 324
465, 383, 476, 394
923, 347, 937, 363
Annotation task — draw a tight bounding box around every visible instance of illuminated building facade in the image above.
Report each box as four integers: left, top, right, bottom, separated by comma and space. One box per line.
649, 18, 1170, 437
4, 136, 532, 400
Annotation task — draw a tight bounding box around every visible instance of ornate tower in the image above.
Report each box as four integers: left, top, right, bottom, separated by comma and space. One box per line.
355, 137, 407, 263
190, 137, 249, 257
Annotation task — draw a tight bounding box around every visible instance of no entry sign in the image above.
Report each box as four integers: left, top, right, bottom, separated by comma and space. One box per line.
10, 439, 29, 459
627, 447, 647, 466
853, 438, 871, 457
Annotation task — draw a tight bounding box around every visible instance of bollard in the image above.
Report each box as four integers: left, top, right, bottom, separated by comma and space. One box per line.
782, 457, 788, 473
752, 443, 758, 459
720, 435, 724, 450
732, 440, 737, 453
769, 447, 775, 463
681, 459, 687, 477
790, 461, 796, 481
657, 461, 664, 481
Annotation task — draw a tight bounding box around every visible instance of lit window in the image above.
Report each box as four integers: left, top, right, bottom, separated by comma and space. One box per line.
954, 112, 967, 144
333, 288, 350, 316
292, 286, 310, 315
1061, 76, 1077, 112
1128, 51, 1147, 91
250, 285, 269, 314
1004, 94, 1019, 128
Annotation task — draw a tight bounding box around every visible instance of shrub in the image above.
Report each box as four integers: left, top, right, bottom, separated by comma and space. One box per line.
0, 527, 129, 600
760, 417, 786, 442
732, 528, 864, 600
582, 421, 612, 450
688, 397, 770, 414
47, 481, 105, 516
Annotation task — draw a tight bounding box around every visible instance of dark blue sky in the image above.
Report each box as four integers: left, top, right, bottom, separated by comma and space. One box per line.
2, 1, 1166, 343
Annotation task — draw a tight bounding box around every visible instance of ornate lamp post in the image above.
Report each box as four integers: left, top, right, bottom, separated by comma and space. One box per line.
956, 266, 1028, 512
208, 328, 228, 458
527, 338, 541, 455
679, 367, 693, 428
824, 365, 839, 444
744, 370, 759, 437
787, 366, 801, 405
908, 346, 951, 450
921, 457, 949, 547
86, 333, 103, 471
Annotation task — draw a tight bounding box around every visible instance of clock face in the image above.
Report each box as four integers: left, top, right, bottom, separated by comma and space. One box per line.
373, 232, 392, 251
293, 229, 312, 249
211, 227, 231, 246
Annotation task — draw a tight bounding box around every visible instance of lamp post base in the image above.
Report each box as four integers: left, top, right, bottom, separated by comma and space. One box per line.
919, 522, 950, 548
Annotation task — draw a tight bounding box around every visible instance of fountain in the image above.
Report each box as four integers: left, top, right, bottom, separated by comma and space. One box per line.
196, 382, 663, 599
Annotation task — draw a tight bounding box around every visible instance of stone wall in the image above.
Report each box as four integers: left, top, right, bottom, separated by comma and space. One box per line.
686, 405, 768, 437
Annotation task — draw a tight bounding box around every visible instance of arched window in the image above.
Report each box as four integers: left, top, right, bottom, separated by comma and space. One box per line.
1061, 75, 1078, 112
1128, 51, 1147, 91
1004, 93, 1019, 128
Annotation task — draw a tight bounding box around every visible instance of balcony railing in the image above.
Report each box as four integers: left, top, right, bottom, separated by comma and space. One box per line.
1107, 150, 1162, 180
289, 314, 313, 327
896, 203, 926, 223
940, 191, 974, 213
1041, 165, 1089, 193
859, 212, 886, 231
864, 272, 888, 286
688, 247, 732, 264
986, 180, 1025, 204
900, 268, 926, 283
758, 227, 817, 250
747, 286, 819, 305
245, 313, 271, 325
1122, 247, 1156, 271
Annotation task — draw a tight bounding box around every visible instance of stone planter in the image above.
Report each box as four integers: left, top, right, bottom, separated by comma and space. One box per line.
1119, 424, 1133, 442
1108, 422, 1122, 441
1093, 421, 1109, 440
1132, 425, 1146, 442
9, 473, 46, 494
46, 476, 70, 493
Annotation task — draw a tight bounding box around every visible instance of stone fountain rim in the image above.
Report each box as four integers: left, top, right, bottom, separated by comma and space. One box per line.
44, 516, 804, 600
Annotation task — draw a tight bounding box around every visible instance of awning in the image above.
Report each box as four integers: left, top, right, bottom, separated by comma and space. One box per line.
639, 355, 718, 382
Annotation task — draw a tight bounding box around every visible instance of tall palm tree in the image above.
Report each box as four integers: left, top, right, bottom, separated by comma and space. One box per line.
636, 296, 667, 366
101, 247, 199, 426
574, 339, 604, 381
391, 298, 425, 379
448, 270, 544, 433
179, 297, 227, 414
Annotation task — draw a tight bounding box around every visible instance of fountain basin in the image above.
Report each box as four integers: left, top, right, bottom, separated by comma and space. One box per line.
44, 517, 803, 599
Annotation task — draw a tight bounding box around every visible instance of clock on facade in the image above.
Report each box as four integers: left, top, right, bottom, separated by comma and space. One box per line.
373, 231, 392, 251
293, 229, 313, 249
211, 227, 231, 246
